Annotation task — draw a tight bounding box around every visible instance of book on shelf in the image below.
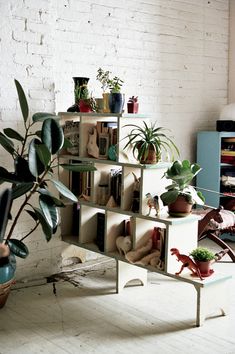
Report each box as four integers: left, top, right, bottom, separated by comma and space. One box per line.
70, 160, 91, 197
96, 212, 105, 252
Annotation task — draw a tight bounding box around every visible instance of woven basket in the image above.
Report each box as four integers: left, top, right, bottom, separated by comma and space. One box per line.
0, 279, 13, 308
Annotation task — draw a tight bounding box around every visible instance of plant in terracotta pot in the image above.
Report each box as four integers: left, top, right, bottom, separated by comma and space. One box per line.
190, 247, 215, 277
107, 75, 125, 114
123, 121, 179, 164
127, 96, 139, 114
160, 160, 205, 216
75, 86, 96, 113
0, 80, 96, 307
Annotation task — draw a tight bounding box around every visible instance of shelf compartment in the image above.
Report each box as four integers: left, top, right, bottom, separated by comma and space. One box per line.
60, 204, 79, 243
105, 211, 132, 253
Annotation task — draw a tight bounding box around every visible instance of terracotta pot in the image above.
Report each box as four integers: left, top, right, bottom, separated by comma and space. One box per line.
195, 260, 214, 277
0, 279, 14, 308
139, 146, 158, 164
168, 195, 193, 216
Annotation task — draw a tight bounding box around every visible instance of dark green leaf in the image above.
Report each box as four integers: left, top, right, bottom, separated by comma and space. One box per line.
39, 194, 59, 229
0, 132, 15, 155
14, 156, 35, 182
32, 112, 56, 122
28, 139, 45, 177
60, 164, 96, 172
35, 130, 42, 138
0, 167, 22, 184
41, 118, 64, 154
33, 207, 52, 241
50, 179, 78, 202
11, 182, 34, 199
7, 239, 29, 259
160, 190, 179, 205
35, 143, 51, 167
0, 188, 12, 242
25, 209, 38, 222
38, 188, 65, 207
63, 137, 73, 149
3, 128, 24, 142
14, 79, 29, 123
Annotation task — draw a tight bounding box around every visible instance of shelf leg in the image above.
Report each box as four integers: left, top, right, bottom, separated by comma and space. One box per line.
194, 279, 230, 327
116, 260, 147, 293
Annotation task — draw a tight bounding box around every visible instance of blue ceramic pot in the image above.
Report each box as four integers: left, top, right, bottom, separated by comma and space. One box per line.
108, 93, 125, 113
0, 254, 16, 284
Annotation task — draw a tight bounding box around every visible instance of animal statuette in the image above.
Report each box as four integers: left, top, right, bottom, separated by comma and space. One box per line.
116, 236, 132, 255
146, 193, 160, 216
170, 248, 204, 280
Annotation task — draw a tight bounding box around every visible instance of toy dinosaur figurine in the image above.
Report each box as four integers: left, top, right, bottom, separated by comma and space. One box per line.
146, 193, 160, 216
170, 248, 204, 280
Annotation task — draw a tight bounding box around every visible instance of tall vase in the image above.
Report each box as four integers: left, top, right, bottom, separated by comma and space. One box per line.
108, 93, 125, 114
67, 77, 90, 112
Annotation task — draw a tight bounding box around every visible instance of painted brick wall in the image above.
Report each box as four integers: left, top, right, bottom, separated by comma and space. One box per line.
0, 0, 229, 282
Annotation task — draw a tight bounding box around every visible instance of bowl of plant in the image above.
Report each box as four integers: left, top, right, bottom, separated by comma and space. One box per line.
190, 247, 215, 277
160, 160, 205, 216
123, 121, 179, 164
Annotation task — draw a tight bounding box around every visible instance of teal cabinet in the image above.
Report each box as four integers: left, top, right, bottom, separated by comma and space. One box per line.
197, 131, 235, 208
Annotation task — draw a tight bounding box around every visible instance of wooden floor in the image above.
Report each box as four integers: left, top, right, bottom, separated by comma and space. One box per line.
0, 240, 235, 354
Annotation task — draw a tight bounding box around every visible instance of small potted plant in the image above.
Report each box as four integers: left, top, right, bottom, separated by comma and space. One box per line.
96, 67, 111, 113
190, 247, 215, 277
127, 96, 139, 114
160, 160, 205, 216
123, 121, 179, 164
75, 86, 96, 113
107, 75, 124, 113
67, 77, 89, 112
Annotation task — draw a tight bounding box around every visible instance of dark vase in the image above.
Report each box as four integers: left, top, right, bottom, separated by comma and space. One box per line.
108, 93, 125, 113
67, 77, 90, 112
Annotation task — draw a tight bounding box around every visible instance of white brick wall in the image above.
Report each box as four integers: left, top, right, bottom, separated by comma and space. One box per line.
0, 0, 229, 282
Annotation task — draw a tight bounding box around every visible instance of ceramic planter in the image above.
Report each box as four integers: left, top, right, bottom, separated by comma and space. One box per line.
0, 254, 16, 308
195, 260, 214, 277
79, 99, 93, 113
127, 102, 139, 114
108, 93, 125, 113
168, 195, 193, 217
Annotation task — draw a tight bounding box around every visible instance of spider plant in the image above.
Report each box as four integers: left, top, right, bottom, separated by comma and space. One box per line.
123, 121, 179, 164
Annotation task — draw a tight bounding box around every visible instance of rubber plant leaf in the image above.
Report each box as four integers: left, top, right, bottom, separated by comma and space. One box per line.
25, 209, 38, 222
14, 79, 29, 123
33, 207, 52, 242
35, 143, 51, 167
3, 128, 24, 142
0, 167, 23, 184
7, 239, 29, 259
39, 194, 59, 229
50, 179, 78, 202
28, 139, 45, 177
14, 156, 35, 182
38, 188, 65, 207
11, 182, 34, 200
32, 112, 57, 123
60, 163, 96, 172
0, 132, 15, 155
41, 118, 64, 154
0, 188, 12, 242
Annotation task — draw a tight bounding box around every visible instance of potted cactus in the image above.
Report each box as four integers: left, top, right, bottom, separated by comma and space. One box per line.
0, 80, 96, 307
